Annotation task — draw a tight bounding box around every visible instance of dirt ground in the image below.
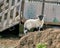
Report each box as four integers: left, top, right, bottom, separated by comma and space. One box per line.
0, 37, 20, 48
0, 28, 60, 48
16, 28, 60, 48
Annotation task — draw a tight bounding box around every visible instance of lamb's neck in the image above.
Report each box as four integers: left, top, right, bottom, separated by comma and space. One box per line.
36, 18, 41, 22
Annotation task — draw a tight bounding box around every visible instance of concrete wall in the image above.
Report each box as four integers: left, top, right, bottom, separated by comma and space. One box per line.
24, 1, 60, 23
24, 2, 42, 19
44, 3, 60, 22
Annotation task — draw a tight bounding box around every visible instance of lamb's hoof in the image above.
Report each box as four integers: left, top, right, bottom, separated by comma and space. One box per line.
24, 32, 28, 35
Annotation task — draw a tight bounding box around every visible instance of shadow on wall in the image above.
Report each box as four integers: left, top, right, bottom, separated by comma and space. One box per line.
0, 24, 19, 37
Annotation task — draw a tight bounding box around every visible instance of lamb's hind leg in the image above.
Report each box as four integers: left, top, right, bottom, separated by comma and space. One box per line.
24, 28, 28, 35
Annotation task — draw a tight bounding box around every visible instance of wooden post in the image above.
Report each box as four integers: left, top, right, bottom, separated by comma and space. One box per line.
19, 0, 22, 23
20, 0, 25, 24
41, 0, 45, 16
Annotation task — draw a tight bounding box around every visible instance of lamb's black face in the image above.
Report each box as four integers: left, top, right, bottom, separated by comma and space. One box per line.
38, 15, 44, 20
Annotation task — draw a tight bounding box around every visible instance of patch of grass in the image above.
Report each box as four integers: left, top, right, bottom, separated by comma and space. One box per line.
19, 24, 34, 33
36, 43, 47, 48
19, 24, 24, 33
29, 28, 34, 32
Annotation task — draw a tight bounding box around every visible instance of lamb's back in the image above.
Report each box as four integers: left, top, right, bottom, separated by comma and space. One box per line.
24, 19, 37, 30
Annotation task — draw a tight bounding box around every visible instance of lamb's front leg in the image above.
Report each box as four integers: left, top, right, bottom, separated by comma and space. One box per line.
38, 26, 41, 31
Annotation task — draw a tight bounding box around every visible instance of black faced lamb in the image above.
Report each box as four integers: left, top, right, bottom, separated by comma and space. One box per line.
24, 15, 44, 35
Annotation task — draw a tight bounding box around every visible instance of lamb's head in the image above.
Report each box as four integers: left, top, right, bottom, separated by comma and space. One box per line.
38, 15, 44, 20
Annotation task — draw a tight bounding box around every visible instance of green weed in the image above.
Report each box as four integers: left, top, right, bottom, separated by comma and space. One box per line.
36, 43, 47, 48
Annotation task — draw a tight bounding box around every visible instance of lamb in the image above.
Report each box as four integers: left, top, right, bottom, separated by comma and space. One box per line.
24, 15, 44, 35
